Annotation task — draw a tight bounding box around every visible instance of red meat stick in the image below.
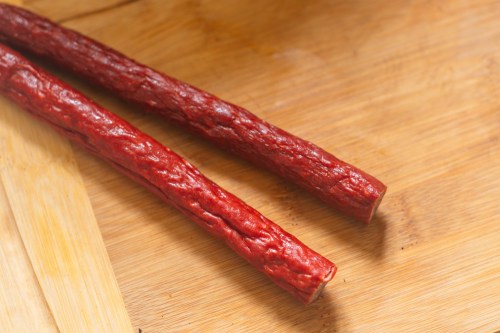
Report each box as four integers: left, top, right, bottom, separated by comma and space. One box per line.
0, 4, 386, 223
0, 43, 336, 304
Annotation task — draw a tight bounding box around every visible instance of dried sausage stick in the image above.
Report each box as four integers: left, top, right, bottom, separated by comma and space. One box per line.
0, 43, 336, 304
0, 4, 386, 223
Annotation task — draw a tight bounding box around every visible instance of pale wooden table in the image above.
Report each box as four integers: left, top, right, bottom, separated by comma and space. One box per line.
1, 1, 499, 332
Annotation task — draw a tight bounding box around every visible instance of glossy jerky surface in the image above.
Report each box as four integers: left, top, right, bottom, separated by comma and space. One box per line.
0, 43, 336, 304
0, 4, 386, 223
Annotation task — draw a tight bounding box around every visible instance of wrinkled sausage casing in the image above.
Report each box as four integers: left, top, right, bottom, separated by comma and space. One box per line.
0, 4, 386, 224
0, 43, 336, 304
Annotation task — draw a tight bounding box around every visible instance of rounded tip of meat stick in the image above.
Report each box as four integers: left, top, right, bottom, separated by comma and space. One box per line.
304, 264, 337, 305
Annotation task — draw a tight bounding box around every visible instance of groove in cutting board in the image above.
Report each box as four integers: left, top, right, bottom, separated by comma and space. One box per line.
0, 97, 134, 332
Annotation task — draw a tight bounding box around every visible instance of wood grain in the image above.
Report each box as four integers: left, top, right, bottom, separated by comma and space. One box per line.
0, 181, 58, 333
2, 0, 500, 332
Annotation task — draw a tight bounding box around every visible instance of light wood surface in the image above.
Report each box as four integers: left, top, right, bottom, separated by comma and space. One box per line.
0, 181, 58, 332
1, 0, 499, 332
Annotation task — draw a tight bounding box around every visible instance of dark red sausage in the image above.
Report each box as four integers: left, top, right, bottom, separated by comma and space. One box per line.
0, 43, 336, 304
0, 4, 386, 223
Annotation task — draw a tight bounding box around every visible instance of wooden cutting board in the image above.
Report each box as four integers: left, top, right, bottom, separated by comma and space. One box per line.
1, 0, 499, 332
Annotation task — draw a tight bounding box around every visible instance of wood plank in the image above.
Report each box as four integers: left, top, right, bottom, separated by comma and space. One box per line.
0, 180, 59, 333
0, 100, 133, 331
